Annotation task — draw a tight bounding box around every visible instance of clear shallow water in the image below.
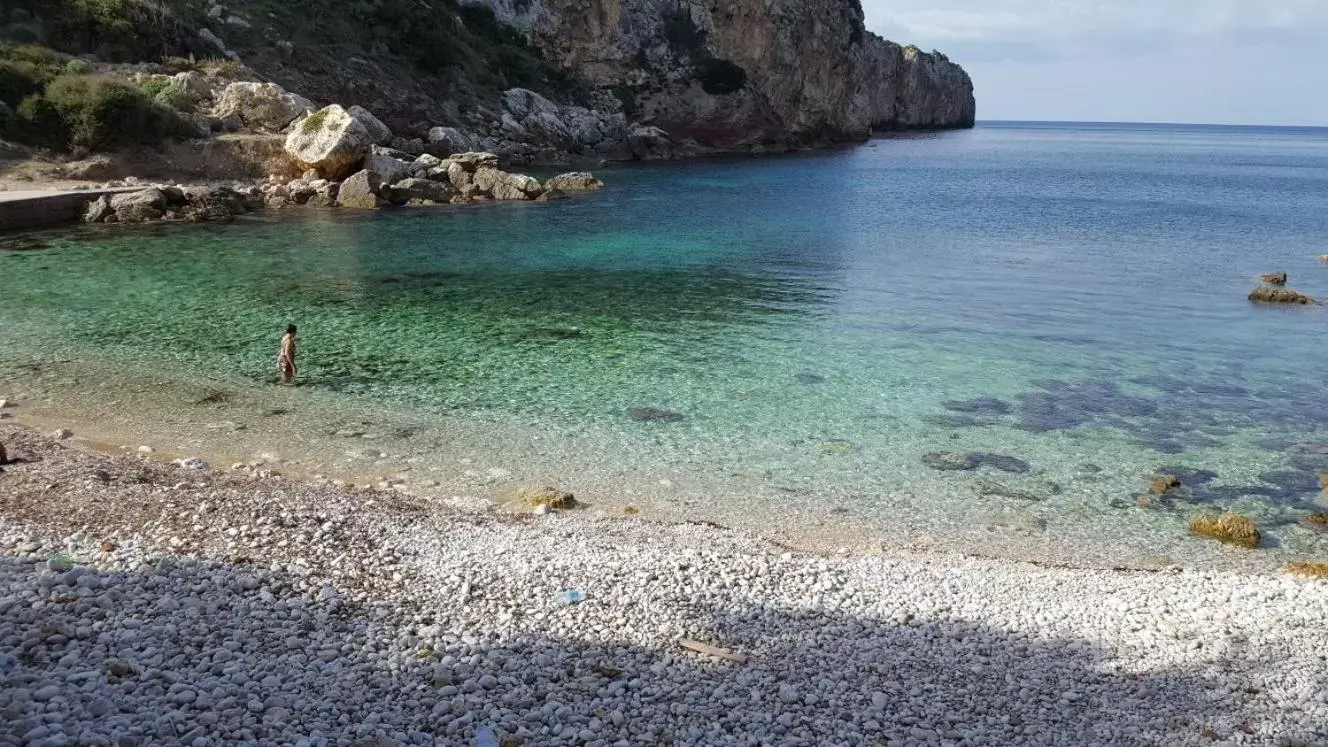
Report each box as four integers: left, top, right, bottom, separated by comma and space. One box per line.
5, 122, 1328, 567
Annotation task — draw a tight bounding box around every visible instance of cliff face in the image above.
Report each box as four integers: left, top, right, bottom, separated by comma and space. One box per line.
473, 0, 975, 148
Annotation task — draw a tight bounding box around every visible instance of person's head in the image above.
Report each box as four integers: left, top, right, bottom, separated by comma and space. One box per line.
286, 324, 297, 336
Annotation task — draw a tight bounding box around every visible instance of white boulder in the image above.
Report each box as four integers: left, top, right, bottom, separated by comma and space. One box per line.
284, 105, 375, 180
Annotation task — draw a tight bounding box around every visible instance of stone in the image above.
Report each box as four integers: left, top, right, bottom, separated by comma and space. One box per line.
284, 105, 377, 180
364, 147, 414, 185
109, 189, 167, 223
627, 407, 684, 422
1189, 512, 1260, 548
517, 487, 577, 510
544, 172, 603, 192
175, 457, 210, 471
347, 105, 392, 145
922, 451, 978, 471
446, 152, 500, 171
973, 478, 1058, 502
426, 126, 477, 155
389, 178, 455, 205
941, 397, 1012, 415
473, 167, 542, 200
1249, 285, 1314, 304
336, 170, 388, 209
212, 82, 313, 133
51, 428, 74, 440
535, 188, 566, 202
83, 195, 113, 223
1259, 272, 1287, 286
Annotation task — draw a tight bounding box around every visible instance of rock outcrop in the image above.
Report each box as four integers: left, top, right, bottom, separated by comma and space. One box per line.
213, 82, 313, 133
474, 0, 974, 150
260, 150, 585, 208
284, 105, 378, 180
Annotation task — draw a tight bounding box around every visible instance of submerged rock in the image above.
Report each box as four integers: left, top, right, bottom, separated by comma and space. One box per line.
795, 373, 826, 385
1249, 285, 1314, 304
517, 487, 577, 510
1258, 272, 1287, 286
922, 451, 979, 471
1189, 512, 1260, 548
1154, 466, 1218, 485
941, 397, 1013, 415
972, 453, 1031, 473
973, 477, 1059, 502
1258, 470, 1320, 495
627, 407, 685, 423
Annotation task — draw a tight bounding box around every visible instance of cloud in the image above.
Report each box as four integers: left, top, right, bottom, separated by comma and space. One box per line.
865, 0, 1328, 50
858, 1, 1328, 125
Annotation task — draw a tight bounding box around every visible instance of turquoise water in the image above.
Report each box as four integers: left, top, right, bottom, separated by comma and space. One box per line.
5, 122, 1328, 565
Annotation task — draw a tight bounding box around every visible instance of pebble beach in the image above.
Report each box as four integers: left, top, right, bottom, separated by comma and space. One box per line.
2, 425, 1326, 746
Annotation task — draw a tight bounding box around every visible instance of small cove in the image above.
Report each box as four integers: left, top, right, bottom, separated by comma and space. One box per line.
4, 122, 1328, 569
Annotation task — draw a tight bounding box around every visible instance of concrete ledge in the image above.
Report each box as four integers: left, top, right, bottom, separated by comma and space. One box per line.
0, 188, 141, 234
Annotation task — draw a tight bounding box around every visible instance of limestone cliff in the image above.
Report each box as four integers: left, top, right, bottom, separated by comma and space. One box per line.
471, 0, 975, 148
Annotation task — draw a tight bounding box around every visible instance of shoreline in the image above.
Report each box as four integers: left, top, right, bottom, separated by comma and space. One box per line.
0, 340, 1323, 574
1, 425, 1326, 745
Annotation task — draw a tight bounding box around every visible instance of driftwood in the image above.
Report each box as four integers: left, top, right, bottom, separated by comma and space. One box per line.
678, 638, 747, 664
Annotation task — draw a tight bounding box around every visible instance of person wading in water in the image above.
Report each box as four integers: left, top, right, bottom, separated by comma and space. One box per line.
277, 324, 298, 383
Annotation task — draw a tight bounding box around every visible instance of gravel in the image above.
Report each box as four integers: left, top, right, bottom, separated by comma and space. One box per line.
1, 425, 1326, 746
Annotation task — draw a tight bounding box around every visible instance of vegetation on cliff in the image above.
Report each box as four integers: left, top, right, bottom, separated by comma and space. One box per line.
0, 0, 573, 153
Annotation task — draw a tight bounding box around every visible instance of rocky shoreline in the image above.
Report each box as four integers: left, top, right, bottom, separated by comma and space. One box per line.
1, 425, 1326, 746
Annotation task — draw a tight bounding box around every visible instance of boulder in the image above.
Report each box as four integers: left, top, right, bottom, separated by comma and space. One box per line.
444, 161, 472, 190
627, 125, 673, 159
502, 88, 561, 120
544, 172, 603, 192
347, 105, 392, 145
390, 137, 426, 156
83, 195, 113, 223
337, 170, 387, 209
447, 152, 500, 171
473, 167, 542, 200
284, 105, 376, 180
364, 146, 413, 184
165, 71, 215, 107
181, 186, 248, 222
110, 189, 167, 223
213, 82, 313, 132
1249, 285, 1314, 304
1259, 272, 1287, 286
389, 178, 455, 205
426, 126, 477, 155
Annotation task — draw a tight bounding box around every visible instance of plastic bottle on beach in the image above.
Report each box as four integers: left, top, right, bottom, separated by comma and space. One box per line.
555, 588, 586, 605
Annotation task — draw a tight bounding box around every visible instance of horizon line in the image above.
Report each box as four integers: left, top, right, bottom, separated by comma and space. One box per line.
978, 119, 1328, 130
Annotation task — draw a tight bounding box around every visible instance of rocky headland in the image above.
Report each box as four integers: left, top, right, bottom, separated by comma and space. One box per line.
0, 0, 974, 200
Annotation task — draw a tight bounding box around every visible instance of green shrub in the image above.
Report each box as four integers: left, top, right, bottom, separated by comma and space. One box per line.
33, 73, 190, 153
65, 58, 87, 74
301, 107, 328, 133
138, 75, 168, 98
0, 59, 46, 106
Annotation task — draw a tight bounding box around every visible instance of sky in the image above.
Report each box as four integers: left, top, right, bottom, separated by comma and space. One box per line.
862, 1, 1328, 126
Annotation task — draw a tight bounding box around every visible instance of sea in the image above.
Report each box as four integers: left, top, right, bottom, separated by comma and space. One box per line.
4, 121, 1328, 569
